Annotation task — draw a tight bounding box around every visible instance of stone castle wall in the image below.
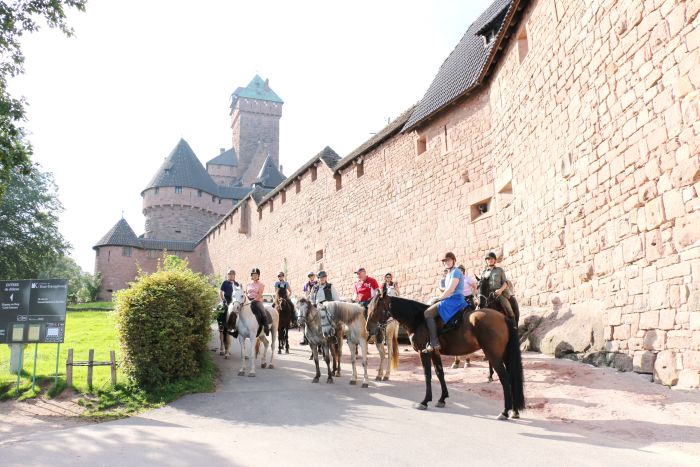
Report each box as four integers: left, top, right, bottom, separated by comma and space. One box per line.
199, 0, 700, 386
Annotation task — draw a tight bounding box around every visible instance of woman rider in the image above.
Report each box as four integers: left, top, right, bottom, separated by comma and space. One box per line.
423, 252, 464, 353
247, 268, 270, 335
382, 272, 400, 297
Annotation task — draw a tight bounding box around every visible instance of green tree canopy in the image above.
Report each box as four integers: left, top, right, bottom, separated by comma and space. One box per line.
0, 0, 87, 200
0, 167, 70, 279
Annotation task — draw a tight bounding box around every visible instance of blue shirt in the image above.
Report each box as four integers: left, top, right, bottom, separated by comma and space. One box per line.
274, 280, 290, 297
445, 267, 464, 300
220, 280, 240, 302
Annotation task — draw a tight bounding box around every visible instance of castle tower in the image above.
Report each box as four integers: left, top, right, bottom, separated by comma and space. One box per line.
230, 75, 283, 186
141, 139, 231, 241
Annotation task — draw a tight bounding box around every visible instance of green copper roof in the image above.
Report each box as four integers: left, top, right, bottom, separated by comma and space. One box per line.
231, 75, 284, 104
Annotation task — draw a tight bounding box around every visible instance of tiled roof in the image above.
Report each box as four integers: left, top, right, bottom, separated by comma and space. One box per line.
207, 148, 238, 167
94, 218, 141, 248
252, 154, 286, 189
140, 239, 198, 252
258, 146, 340, 205
403, 0, 519, 131
217, 185, 252, 200
334, 105, 417, 172
231, 75, 284, 106
143, 139, 220, 195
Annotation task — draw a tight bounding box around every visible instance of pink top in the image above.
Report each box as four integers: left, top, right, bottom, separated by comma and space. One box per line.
246, 281, 264, 302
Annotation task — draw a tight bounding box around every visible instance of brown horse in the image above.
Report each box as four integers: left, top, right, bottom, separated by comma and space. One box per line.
277, 297, 294, 354
367, 295, 524, 419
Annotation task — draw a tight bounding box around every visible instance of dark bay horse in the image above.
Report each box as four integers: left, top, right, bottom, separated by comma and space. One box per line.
277, 297, 294, 354
367, 295, 524, 419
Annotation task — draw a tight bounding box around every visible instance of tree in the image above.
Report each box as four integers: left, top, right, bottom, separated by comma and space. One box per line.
0, 167, 70, 279
77, 272, 101, 303
0, 0, 87, 200
38, 254, 83, 303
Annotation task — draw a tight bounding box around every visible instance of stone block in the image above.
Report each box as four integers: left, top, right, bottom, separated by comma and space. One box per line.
658, 309, 676, 330
654, 350, 679, 386
675, 369, 700, 389
671, 155, 700, 188
613, 324, 631, 340
633, 350, 656, 374
690, 312, 700, 331
644, 197, 665, 230
662, 189, 686, 220
643, 329, 666, 350
683, 350, 700, 370
639, 310, 660, 330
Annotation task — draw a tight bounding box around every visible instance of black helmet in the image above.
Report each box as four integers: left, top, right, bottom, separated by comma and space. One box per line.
317, 270, 327, 278
485, 252, 497, 260
251, 267, 261, 275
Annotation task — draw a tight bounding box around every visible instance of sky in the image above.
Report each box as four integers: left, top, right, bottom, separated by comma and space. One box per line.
10, 0, 494, 272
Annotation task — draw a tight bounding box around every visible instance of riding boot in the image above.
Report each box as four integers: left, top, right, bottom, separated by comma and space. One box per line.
424, 316, 441, 353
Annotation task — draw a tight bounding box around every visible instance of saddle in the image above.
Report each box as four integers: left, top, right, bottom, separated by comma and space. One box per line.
438, 301, 476, 335
255, 309, 273, 337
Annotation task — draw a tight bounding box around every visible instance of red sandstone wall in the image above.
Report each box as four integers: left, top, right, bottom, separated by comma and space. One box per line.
202, 0, 700, 382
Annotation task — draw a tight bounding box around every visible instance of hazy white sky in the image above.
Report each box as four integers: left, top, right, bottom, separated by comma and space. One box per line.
10, 0, 493, 272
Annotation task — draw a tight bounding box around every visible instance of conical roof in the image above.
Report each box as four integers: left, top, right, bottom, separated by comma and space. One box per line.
94, 218, 141, 248
252, 154, 286, 189
143, 139, 219, 194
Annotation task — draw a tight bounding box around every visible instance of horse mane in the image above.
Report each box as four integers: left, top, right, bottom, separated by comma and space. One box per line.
387, 296, 428, 331
324, 301, 364, 324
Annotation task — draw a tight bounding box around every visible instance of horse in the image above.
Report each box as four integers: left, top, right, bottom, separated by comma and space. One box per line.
367, 295, 524, 419
296, 298, 334, 383
226, 287, 279, 377
370, 316, 400, 381
276, 296, 294, 354
319, 301, 369, 388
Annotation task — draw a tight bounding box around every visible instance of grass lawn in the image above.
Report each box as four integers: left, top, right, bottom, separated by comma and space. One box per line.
0, 310, 216, 416
67, 301, 114, 312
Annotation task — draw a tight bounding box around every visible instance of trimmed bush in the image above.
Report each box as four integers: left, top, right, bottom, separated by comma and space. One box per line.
115, 258, 217, 387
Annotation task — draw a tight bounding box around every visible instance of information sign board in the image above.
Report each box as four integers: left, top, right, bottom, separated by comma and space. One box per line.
0, 279, 67, 344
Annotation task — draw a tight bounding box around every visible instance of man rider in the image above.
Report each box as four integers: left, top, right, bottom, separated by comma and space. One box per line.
311, 270, 339, 306
219, 269, 240, 341
482, 252, 516, 323
352, 267, 379, 318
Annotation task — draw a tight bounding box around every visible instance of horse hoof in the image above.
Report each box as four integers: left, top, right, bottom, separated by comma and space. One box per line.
349, 380, 357, 385
487, 377, 493, 383
224, 355, 229, 360
285, 350, 289, 354
237, 371, 245, 376
375, 376, 382, 381
248, 373, 256, 378
496, 412, 509, 420
361, 383, 369, 388
245, 356, 249, 360
261, 363, 267, 368
414, 403, 428, 410
382, 376, 389, 381
435, 401, 446, 408
327, 378, 333, 384
267, 364, 274, 369
450, 363, 458, 369
312, 378, 319, 383
219, 351, 224, 356
511, 411, 520, 419
278, 350, 281, 354
466, 362, 471, 368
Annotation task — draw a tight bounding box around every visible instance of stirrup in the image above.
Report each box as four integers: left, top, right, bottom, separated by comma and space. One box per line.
422, 343, 441, 354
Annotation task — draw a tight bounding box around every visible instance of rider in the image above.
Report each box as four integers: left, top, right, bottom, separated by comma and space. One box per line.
353, 267, 379, 318
274, 272, 296, 326
219, 269, 240, 339
458, 265, 476, 310
311, 270, 339, 306
482, 252, 516, 322
247, 268, 270, 336
303, 271, 318, 299
423, 252, 465, 353
382, 272, 400, 297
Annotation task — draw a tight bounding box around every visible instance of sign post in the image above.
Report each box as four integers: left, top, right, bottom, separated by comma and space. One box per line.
1, 279, 67, 393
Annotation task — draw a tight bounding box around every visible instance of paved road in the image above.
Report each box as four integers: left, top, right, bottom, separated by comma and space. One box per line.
2, 330, 694, 466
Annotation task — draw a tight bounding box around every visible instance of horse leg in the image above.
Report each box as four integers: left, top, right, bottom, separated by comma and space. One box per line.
451, 356, 460, 369
323, 345, 333, 383
268, 328, 277, 369
348, 341, 358, 385
416, 351, 432, 410
278, 327, 283, 354
488, 363, 494, 382
431, 352, 449, 407
219, 331, 225, 355
375, 339, 385, 381
224, 334, 231, 359
237, 336, 246, 376
249, 336, 258, 377
312, 345, 320, 383
286, 328, 290, 353
490, 359, 513, 419
360, 338, 369, 388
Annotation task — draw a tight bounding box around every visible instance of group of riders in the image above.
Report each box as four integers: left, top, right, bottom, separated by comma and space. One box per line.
216, 251, 517, 353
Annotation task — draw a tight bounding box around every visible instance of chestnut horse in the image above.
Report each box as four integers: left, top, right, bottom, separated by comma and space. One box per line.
367, 295, 524, 419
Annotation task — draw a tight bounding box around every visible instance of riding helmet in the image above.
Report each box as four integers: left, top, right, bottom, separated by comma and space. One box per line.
317, 270, 327, 278
250, 267, 261, 275
485, 252, 497, 260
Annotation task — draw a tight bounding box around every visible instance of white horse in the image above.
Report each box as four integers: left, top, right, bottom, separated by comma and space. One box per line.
297, 298, 334, 383
319, 301, 369, 388
227, 286, 279, 377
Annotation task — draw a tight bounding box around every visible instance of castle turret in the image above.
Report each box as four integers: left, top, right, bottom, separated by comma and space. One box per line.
230, 75, 283, 186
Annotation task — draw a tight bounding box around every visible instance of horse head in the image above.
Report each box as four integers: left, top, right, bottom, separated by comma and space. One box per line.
366, 294, 391, 339
318, 303, 336, 339
227, 285, 246, 327
296, 297, 313, 327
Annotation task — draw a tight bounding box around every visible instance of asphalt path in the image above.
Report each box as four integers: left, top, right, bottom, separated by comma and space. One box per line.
2, 329, 694, 466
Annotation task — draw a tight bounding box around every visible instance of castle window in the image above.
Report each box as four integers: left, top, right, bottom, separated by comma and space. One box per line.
155, 187, 159, 195
311, 166, 318, 181
218, 199, 221, 204
416, 136, 427, 156
108, 250, 111, 262
269, 200, 274, 213
470, 197, 493, 222
356, 161, 364, 178
122, 246, 132, 257
175, 229, 181, 234
316, 249, 324, 262
517, 25, 529, 63
198, 190, 202, 197
212, 195, 216, 202
295, 179, 301, 194
258, 209, 263, 221
175, 186, 182, 194
335, 173, 342, 191
95, 248, 99, 256
281, 190, 286, 204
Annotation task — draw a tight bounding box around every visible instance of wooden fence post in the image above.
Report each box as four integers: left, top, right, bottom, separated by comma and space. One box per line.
109, 350, 117, 386
66, 348, 73, 388
87, 349, 94, 391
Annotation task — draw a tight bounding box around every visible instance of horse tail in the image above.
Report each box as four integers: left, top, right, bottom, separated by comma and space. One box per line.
390, 327, 399, 371
504, 321, 525, 411
255, 339, 261, 355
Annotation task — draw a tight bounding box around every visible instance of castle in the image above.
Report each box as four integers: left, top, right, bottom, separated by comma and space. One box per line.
95, 0, 700, 388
